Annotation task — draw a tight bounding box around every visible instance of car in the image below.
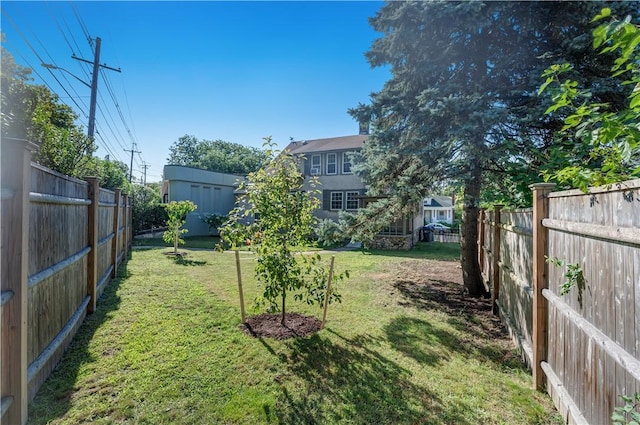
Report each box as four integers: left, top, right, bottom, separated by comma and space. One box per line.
423, 223, 451, 232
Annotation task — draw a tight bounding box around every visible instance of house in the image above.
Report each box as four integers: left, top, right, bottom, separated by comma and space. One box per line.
286, 134, 367, 221
162, 165, 243, 236
423, 194, 455, 225
286, 134, 422, 249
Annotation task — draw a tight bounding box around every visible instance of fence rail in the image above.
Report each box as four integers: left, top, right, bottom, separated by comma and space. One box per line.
479, 180, 640, 425
1, 139, 132, 425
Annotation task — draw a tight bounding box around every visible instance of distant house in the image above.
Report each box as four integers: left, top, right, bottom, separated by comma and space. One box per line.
423, 195, 455, 225
162, 165, 243, 236
286, 133, 422, 249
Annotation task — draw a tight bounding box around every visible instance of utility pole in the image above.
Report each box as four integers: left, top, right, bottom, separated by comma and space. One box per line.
72, 37, 121, 140
124, 144, 141, 183
141, 162, 150, 185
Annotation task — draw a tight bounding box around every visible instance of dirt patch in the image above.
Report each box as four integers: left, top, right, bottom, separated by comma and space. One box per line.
384, 259, 507, 341
241, 313, 322, 340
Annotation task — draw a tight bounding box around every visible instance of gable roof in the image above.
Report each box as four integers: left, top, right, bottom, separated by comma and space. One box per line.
285, 134, 367, 154
424, 195, 453, 208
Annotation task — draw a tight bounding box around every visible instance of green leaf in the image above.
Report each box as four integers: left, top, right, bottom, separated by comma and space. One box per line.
592, 7, 611, 23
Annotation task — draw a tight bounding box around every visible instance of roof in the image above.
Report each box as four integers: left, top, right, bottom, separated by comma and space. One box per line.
285, 134, 367, 154
424, 195, 453, 208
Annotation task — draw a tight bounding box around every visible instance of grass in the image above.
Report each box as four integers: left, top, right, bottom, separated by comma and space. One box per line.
28, 243, 561, 425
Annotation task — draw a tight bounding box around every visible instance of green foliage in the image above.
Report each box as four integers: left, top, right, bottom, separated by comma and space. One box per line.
539, 9, 640, 191
200, 213, 227, 234
220, 138, 345, 324
131, 183, 167, 235
163, 200, 197, 254
315, 212, 355, 247
167, 134, 267, 174
2, 43, 132, 188
545, 256, 585, 296
612, 393, 640, 425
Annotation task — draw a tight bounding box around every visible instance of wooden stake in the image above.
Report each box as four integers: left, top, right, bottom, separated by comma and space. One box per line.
235, 250, 246, 323
321, 255, 335, 329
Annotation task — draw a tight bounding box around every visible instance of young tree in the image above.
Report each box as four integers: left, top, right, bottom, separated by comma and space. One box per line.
220, 138, 343, 325
163, 200, 197, 255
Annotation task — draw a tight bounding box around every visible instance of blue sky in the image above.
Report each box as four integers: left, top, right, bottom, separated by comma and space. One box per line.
1, 1, 389, 182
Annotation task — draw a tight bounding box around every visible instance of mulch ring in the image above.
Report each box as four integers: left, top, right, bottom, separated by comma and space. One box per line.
241, 313, 322, 340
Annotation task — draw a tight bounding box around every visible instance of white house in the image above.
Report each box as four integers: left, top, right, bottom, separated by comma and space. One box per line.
423, 195, 455, 225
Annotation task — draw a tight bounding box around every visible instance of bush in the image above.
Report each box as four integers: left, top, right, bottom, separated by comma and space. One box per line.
130, 184, 167, 235
315, 219, 348, 247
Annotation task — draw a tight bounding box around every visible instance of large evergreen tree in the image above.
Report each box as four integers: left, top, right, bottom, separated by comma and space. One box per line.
352, 1, 637, 296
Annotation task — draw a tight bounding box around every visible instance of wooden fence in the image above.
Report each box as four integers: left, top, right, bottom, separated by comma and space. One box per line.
479, 181, 640, 425
1, 139, 132, 425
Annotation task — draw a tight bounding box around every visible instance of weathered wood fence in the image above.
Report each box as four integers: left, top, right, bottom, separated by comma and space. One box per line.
1, 139, 132, 425
479, 181, 640, 425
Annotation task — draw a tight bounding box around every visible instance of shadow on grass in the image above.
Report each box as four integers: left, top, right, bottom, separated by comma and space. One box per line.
27, 263, 129, 424
391, 279, 527, 371
273, 330, 473, 425
363, 242, 460, 261
172, 255, 207, 266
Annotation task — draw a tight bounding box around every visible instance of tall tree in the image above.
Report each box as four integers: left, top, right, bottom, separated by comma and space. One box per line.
167, 134, 267, 175
352, 1, 637, 296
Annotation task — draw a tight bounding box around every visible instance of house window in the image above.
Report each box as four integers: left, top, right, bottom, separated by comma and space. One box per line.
310, 154, 321, 175
326, 153, 337, 175
346, 191, 359, 210
330, 192, 343, 210
437, 210, 446, 220
342, 153, 353, 174
380, 218, 406, 235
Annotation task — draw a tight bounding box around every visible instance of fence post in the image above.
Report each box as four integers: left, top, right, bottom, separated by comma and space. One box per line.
111, 189, 121, 278
86, 177, 100, 314
531, 183, 555, 390
122, 193, 129, 260
491, 205, 503, 315
1, 138, 34, 425
477, 209, 486, 278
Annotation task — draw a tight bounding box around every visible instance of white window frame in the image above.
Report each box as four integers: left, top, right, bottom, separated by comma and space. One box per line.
326, 153, 337, 175
310, 154, 321, 175
330, 191, 343, 210
342, 153, 353, 174
346, 191, 360, 210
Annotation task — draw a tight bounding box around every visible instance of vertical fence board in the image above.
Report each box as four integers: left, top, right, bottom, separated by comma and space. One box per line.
2, 161, 133, 411
482, 179, 639, 423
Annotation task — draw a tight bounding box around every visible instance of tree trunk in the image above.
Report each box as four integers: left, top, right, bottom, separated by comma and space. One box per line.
460, 163, 486, 297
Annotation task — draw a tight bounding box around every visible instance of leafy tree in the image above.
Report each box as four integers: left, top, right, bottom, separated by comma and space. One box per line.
167, 134, 267, 175
350, 1, 637, 296
220, 138, 344, 325
163, 200, 197, 254
1, 39, 36, 139
130, 183, 167, 235
539, 8, 640, 190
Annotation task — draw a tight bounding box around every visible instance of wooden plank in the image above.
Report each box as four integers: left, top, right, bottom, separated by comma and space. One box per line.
1, 138, 33, 425
543, 289, 640, 383
531, 183, 555, 390
541, 361, 589, 425
542, 218, 640, 246
546, 178, 640, 198
86, 177, 99, 313
492, 205, 503, 315
111, 189, 121, 279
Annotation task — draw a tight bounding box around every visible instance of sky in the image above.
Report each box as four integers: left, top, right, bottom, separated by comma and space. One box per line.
1, 1, 390, 183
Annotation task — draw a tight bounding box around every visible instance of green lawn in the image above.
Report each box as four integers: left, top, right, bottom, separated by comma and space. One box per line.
28, 243, 561, 425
